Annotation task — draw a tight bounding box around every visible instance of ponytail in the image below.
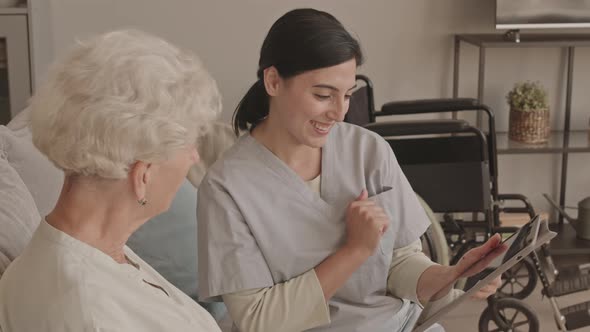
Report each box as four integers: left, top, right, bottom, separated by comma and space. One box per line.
232, 79, 269, 136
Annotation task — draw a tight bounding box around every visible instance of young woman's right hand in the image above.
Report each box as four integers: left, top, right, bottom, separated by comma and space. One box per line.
344, 189, 390, 257
314, 189, 391, 299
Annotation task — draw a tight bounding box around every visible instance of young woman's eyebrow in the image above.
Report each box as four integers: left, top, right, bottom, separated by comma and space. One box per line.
312, 84, 357, 92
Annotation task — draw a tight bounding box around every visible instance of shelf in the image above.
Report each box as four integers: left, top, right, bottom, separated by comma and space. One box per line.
548, 222, 590, 256
457, 33, 590, 48
0, 8, 27, 15
496, 131, 590, 154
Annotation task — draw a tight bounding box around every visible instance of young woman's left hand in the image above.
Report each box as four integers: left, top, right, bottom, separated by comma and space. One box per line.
453, 234, 507, 278
452, 234, 508, 300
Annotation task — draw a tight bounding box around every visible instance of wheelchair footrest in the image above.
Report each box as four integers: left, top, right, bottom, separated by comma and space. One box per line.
562, 301, 590, 330
547, 269, 590, 297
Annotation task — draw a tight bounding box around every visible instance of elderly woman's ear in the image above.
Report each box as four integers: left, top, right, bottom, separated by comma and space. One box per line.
129, 161, 152, 205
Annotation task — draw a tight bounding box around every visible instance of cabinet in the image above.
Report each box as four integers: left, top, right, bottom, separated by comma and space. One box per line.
0, 5, 31, 125
452, 33, 590, 256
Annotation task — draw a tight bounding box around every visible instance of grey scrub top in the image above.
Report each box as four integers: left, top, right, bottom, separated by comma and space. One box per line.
197, 122, 431, 331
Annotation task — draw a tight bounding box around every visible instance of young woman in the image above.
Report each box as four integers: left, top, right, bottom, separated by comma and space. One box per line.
198, 9, 502, 332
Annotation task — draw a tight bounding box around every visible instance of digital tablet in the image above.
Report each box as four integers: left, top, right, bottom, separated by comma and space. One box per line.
413, 215, 556, 332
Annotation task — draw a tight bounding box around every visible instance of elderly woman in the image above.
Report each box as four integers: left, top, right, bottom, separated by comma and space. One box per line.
0, 30, 222, 331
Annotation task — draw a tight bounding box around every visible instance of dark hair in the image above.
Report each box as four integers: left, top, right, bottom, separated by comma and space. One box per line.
233, 8, 364, 135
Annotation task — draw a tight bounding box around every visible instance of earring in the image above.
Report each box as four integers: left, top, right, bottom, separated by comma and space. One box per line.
138, 198, 148, 206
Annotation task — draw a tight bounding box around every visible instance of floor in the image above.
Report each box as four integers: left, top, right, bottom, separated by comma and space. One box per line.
439, 287, 590, 331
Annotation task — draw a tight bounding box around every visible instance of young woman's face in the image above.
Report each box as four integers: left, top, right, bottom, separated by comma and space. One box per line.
270, 58, 357, 148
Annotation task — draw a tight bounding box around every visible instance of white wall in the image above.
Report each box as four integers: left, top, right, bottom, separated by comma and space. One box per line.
35, 0, 590, 216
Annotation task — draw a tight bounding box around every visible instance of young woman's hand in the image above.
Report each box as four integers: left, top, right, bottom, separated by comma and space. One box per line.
344, 189, 390, 257
453, 234, 507, 279
452, 234, 508, 300
418, 235, 507, 303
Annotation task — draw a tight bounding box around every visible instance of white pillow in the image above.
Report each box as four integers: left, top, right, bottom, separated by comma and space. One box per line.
0, 152, 41, 276
6, 106, 30, 132
0, 126, 64, 217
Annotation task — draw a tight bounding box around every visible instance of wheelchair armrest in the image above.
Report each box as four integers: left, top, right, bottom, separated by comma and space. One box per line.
364, 119, 470, 137
497, 193, 536, 218
377, 98, 486, 117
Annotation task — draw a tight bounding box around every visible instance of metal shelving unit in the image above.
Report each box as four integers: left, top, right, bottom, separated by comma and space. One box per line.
495, 130, 590, 154
0, 8, 27, 15
452, 33, 590, 225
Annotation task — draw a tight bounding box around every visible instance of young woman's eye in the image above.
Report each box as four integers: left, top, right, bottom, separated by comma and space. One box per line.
314, 94, 331, 100
344, 95, 352, 100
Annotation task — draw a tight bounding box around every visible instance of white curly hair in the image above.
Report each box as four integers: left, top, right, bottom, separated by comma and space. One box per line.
29, 29, 221, 179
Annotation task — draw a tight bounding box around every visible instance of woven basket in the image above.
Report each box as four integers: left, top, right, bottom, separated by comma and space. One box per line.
509, 108, 550, 144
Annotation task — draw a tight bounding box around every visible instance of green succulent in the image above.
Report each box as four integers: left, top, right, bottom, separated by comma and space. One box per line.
506, 81, 548, 112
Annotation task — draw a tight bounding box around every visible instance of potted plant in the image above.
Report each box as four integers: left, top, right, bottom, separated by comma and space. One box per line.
506, 81, 550, 144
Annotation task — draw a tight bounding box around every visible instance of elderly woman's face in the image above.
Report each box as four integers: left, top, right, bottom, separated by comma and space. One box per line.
146, 145, 199, 214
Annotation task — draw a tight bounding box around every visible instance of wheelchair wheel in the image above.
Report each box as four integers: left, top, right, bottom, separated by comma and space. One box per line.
416, 193, 449, 266
478, 298, 539, 332
421, 228, 438, 263
497, 257, 538, 299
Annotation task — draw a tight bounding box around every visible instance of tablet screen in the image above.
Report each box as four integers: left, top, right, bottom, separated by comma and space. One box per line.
463, 221, 536, 291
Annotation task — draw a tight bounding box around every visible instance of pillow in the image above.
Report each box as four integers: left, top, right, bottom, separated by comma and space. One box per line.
0, 126, 64, 217
127, 179, 227, 321
0, 151, 41, 276
6, 106, 30, 132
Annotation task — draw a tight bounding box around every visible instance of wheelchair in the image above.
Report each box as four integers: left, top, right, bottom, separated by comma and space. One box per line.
347, 75, 543, 331
349, 75, 590, 332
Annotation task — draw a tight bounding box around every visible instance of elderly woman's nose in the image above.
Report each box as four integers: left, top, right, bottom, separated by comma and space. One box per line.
191, 147, 200, 164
